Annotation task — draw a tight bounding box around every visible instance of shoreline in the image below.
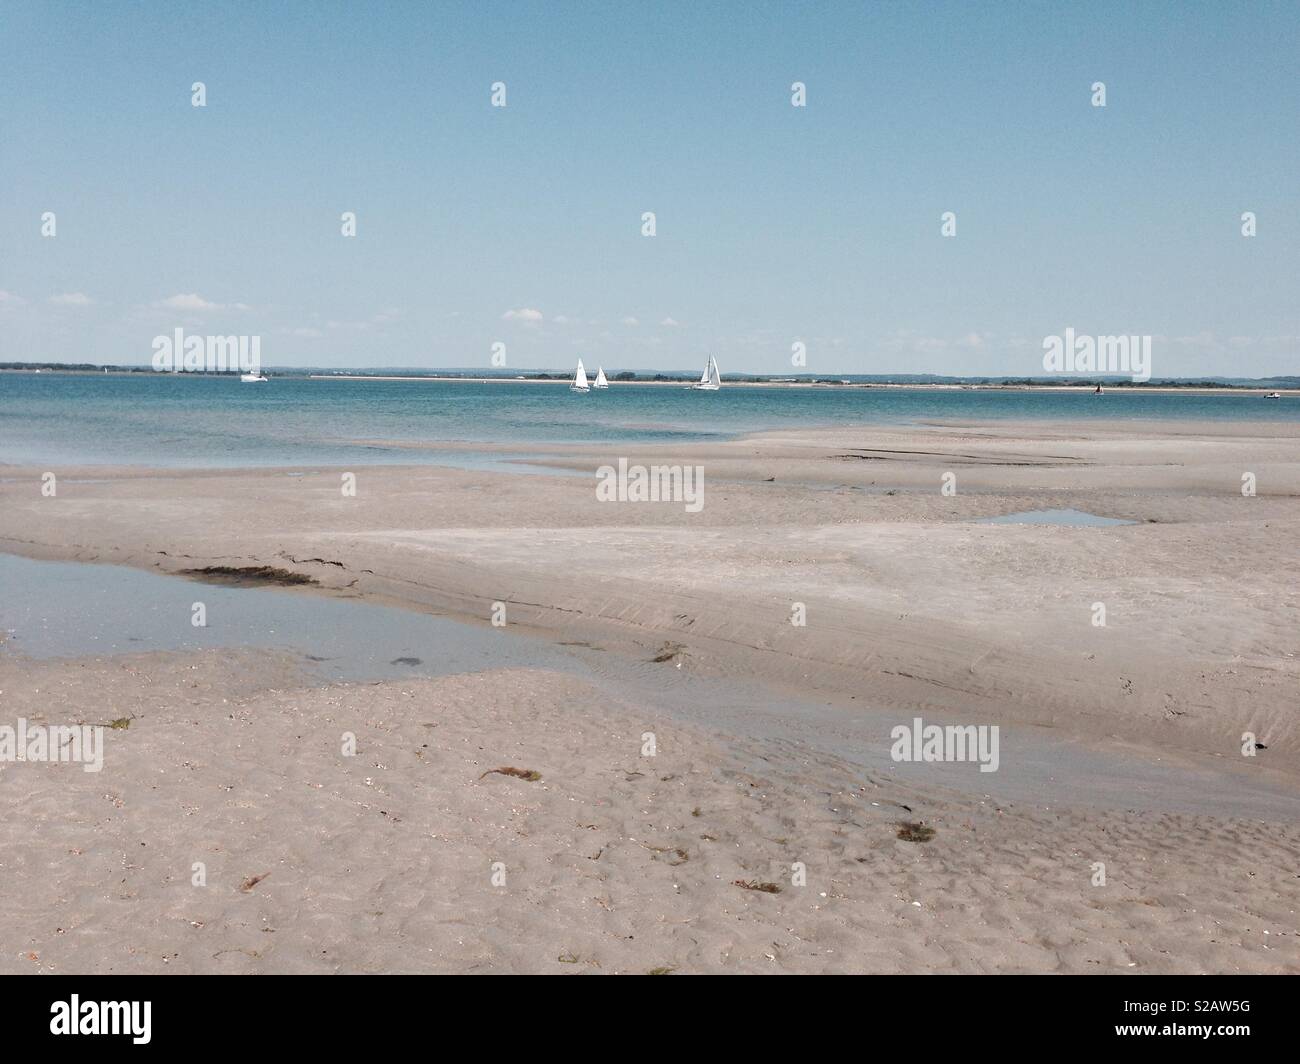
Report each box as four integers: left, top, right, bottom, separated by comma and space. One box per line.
4, 416, 1299, 974
309, 375, 1300, 396
3, 367, 1298, 396
4, 418, 1298, 772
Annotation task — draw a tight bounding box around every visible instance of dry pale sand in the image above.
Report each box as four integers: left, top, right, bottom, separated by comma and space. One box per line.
2, 418, 1298, 972
2, 651, 1297, 974
4, 419, 1298, 761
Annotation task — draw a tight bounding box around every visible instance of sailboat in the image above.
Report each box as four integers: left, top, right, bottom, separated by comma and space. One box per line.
592, 366, 609, 389
570, 358, 590, 393
240, 371, 268, 383
690, 355, 721, 391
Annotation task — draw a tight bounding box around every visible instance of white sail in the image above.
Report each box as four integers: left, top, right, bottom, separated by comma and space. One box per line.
593, 366, 608, 388
691, 355, 720, 391
571, 358, 590, 392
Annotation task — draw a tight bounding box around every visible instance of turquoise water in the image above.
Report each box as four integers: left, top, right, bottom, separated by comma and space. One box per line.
3, 551, 1295, 818
1, 372, 1296, 468
977, 509, 1136, 527
0, 552, 569, 684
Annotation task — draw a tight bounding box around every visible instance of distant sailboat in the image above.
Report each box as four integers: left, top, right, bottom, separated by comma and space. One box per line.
1264, 391, 1281, 399
592, 366, 609, 389
240, 372, 268, 383
570, 358, 590, 393
691, 355, 721, 391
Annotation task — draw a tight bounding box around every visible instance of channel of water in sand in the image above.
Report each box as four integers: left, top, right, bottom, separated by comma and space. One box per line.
2, 552, 1295, 821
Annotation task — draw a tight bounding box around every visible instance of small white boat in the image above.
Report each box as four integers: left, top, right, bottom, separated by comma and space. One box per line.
570, 359, 590, 393
1264, 391, 1281, 399
690, 355, 721, 391
240, 372, 268, 383
592, 366, 609, 389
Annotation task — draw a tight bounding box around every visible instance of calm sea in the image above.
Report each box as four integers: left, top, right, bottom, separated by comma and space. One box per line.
2, 372, 1296, 468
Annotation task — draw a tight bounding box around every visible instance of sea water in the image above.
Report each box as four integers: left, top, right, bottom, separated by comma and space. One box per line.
1, 372, 1296, 469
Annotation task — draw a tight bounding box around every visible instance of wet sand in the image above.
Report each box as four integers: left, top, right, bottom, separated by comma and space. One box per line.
4, 419, 1297, 762
2, 418, 1298, 972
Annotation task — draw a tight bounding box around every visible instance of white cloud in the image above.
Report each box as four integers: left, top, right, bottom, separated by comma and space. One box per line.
156, 293, 223, 311
621, 316, 639, 326
0, 290, 28, 308
282, 326, 325, 338
502, 307, 544, 322
49, 292, 94, 306
660, 317, 680, 326
553, 314, 571, 324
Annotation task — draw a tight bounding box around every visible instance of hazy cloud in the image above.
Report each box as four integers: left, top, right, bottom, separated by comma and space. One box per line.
156, 293, 226, 311
502, 307, 544, 322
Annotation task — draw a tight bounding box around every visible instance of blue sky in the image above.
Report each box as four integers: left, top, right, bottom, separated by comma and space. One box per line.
1, 0, 1296, 375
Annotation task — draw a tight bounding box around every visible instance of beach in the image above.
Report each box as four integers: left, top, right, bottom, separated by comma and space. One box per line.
2, 417, 1298, 973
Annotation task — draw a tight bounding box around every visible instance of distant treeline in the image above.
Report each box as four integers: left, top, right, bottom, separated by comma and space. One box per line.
529, 371, 685, 382
3, 363, 1296, 388
0, 363, 244, 374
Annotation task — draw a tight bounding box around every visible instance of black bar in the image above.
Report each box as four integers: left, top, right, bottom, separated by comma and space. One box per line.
1, 975, 1288, 1050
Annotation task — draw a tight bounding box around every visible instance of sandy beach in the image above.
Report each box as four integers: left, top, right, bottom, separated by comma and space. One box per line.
2, 418, 1298, 973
